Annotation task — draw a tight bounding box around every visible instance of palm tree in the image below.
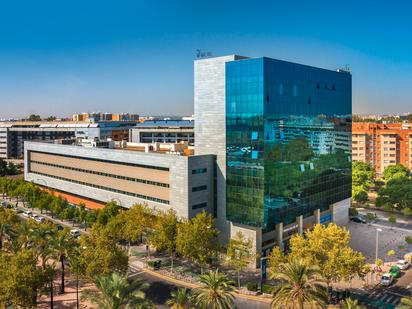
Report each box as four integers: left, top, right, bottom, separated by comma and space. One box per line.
270, 258, 328, 309
397, 295, 412, 309
30, 222, 55, 269
166, 287, 193, 309
0, 208, 18, 250
340, 297, 366, 309
82, 273, 152, 309
50, 229, 76, 294
193, 270, 236, 309
68, 247, 82, 309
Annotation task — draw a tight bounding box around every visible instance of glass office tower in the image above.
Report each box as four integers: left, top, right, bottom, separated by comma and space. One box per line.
226, 57, 352, 233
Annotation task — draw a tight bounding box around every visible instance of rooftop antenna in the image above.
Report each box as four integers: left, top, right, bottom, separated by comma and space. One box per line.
196, 49, 213, 59
337, 64, 351, 73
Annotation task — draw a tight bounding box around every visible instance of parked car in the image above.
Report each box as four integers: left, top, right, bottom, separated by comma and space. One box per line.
30, 214, 39, 220
389, 266, 401, 278
70, 229, 80, 238
396, 260, 410, 270
11, 206, 23, 213
56, 224, 64, 231
35, 216, 45, 223
380, 273, 394, 286
23, 210, 32, 217
350, 216, 367, 224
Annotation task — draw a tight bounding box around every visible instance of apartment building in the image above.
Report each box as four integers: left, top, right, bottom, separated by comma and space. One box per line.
352, 122, 412, 174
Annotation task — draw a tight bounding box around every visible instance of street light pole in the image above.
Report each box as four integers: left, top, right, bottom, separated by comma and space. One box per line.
375, 228, 382, 262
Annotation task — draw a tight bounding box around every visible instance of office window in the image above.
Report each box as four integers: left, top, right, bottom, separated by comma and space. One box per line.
192, 168, 207, 174
192, 202, 207, 210
192, 185, 207, 192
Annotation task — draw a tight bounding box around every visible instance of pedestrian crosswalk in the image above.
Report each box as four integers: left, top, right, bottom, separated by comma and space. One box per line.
113, 264, 143, 278
360, 290, 401, 309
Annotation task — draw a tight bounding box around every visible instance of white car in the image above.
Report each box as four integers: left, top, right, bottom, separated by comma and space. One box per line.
396, 260, 410, 270
380, 273, 394, 286
30, 214, 39, 220
70, 229, 80, 238
35, 216, 45, 223
23, 211, 32, 217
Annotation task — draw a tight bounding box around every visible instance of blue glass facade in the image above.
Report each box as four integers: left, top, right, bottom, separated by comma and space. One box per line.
226, 57, 352, 232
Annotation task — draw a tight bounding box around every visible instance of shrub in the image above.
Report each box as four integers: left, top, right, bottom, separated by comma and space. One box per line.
366, 212, 376, 222
261, 283, 275, 294
147, 259, 161, 269
388, 214, 397, 223
246, 282, 258, 292
349, 208, 358, 217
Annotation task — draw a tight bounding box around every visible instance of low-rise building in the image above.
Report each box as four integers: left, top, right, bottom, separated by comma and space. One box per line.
0, 121, 137, 159
24, 141, 215, 219
129, 120, 194, 145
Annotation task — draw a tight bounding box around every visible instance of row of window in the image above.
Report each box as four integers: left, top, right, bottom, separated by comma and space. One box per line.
31, 160, 170, 188
192, 202, 207, 210
191, 185, 207, 192
31, 171, 170, 205
30, 151, 169, 171
192, 168, 207, 174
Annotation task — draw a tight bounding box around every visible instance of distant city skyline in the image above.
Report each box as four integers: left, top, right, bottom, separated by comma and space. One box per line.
1, 0, 412, 117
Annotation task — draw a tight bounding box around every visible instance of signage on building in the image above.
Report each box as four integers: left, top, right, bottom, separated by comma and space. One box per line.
283, 223, 299, 234
261, 257, 267, 281
320, 213, 332, 224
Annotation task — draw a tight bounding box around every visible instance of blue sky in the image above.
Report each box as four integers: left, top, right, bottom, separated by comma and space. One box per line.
0, 0, 411, 117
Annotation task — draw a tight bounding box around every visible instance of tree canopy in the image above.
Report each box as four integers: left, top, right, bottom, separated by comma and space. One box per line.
268, 223, 366, 285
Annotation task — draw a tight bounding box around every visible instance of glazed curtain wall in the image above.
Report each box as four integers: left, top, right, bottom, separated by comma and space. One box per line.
226, 57, 351, 232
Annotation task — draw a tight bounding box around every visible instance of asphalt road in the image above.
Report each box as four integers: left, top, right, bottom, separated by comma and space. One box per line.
134, 270, 271, 309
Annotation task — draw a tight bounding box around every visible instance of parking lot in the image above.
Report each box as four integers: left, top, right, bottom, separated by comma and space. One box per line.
348, 221, 412, 263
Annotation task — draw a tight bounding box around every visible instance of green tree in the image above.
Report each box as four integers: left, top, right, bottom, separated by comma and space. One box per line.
51, 195, 68, 218
97, 201, 121, 225
27, 114, 41, 121
353, 187, 368, 204
270, 258, 328, 309
340, 297, 367, 309
79, 225, 128, 279
166, 288, 193, 309
0, 249, 47, 308
226, 231, 254, 287
69, 247, 83, 309
176, 211, 219, 273
76, 202, 88, 229
377, 177, 412, 211
383, 164, 410, 182
31, 221, 56, 269
287, 223, 366, 285
50, 229, 77, 294
352, 162, 375, 188
150, 209, 179, 271
120, 204, 156, 244
82, 273, 151, 309
61, 206, 76, 223
193, 270, 236, 309
0, 208, 19, 250
397, 295, 412, 309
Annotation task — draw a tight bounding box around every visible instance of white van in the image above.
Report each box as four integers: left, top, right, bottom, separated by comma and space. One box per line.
70, 229, 80, 238
23, 210, 32, 217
